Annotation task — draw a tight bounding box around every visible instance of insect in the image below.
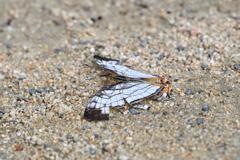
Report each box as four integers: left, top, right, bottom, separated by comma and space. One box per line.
84, 55, 174, 121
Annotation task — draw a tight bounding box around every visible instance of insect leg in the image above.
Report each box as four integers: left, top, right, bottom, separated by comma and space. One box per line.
133, 104, 151, 110
117, 105, 140, 115
118, 106, 129, 115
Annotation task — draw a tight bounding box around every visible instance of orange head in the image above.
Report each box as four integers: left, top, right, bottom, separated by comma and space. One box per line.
157, 77, 171, 84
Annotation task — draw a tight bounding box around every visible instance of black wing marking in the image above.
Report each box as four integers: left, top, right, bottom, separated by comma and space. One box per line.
84, 82, 171, 121
94, 55, 157, 79
84, 82, 125, 121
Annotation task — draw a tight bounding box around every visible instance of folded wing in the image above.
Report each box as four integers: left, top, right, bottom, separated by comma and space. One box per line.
94, 55, 156, 79
84, 82, 171, 121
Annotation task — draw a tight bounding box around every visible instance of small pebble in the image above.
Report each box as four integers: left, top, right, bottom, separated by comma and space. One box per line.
129, 107, 140, 114
94, 134, 99, 139
54, 147, 59, 152
16, 104, 21, 107
48, 88, 54, 92
6, 43, 12, 48
0, 113, 3, 119
98, 16, 103, 20
177, 46, 185, 51
188, 68, 193, 71
29, 89, 36, 95
202, 104, 209, 111
44, 143, 51, 148
158, 54, 164, 61
66, 135, 73, 139
207, 50, 212, 58
78, 41, 91, 45
102, 145, 107, 152
17, 97, 28, 102
206, 67, 211, 71
126, 128, 132, 133
185, 89, 192, 95
163, 111, 168, 115
19, 77, 26, 80
83, 6, 90, 12
234, 64, 239, 70
90, 148, 96, 155
90, 18, 96, 23
121, 58, 128, 63
201, 64, 206, 70
186, 120, 193, 125
150, 51, 156, 55
0, 109, 6, 114
54, 47, 62, 53
140, 39, 148, 47
197, 118, 204, 125
83, 125, 91, 130
186, 8, 194, 13
36, 88, 46, 93
10, 120, 17, 124
221, 144, 227, 150
90, 47, 95, 53
0, 154, 7, 159
134, 53, 139, 57
137, 3, 148, 8
222, 66, 227, 71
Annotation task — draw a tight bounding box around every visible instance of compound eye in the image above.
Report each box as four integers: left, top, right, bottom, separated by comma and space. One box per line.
162, 78, 166, 83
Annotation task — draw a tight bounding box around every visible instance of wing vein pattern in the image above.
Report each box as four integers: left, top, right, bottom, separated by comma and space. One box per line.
84, 55, 173, 121
94, 55, 157, 79
84, 82, 163, 120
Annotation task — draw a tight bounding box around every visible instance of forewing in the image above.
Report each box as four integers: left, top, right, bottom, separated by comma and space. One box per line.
94, 55, 156, 79
84, 83, 126, 121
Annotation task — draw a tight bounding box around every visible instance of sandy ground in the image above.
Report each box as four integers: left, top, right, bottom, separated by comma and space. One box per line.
0, 0, 240, 159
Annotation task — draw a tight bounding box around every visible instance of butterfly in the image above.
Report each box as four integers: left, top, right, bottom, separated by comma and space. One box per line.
84, 55, 174, 121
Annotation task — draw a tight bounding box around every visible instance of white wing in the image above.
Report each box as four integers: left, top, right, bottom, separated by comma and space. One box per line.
94, 55, 157, 79
84, 83, 125, 121
84, 82, 172, 121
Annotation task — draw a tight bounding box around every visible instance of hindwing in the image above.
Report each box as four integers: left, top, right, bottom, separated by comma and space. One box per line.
84, 82, 171, 121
